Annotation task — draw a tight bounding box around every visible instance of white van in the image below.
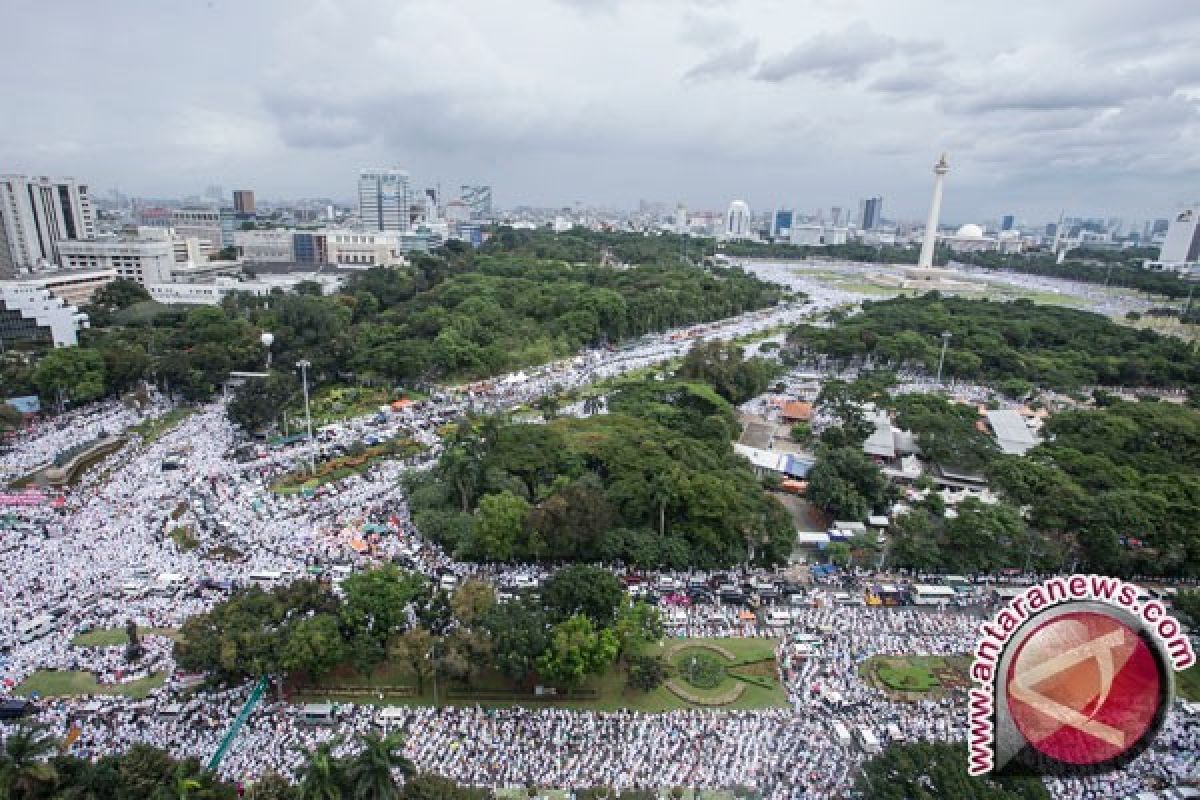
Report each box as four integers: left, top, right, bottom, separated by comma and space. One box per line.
299, 703, 335, 725
766, 610, 792, 627
438, 574, 458, 592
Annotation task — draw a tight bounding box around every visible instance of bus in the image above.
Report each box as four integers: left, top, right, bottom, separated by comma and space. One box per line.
856, 726, 882, 754
911, 584, 957, 606
299, 703, 335, 725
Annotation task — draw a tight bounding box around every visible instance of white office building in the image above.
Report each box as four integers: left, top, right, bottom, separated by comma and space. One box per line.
147, 273, 343, 306
791, 224, 825, 246
1148, 207, 1200, 271
234, 230, 295, 263
0, 174, 96, 272
170, 208, 222, 249
57, 239, 176, 286
725, 200, 751, 240
0, 282, 89, 347
359, 169, 411, 232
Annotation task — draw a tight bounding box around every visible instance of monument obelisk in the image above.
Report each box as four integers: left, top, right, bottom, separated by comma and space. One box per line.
917, 154, 949, 268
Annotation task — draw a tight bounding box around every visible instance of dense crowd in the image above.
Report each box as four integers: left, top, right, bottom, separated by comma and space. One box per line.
1, 270, 1196, 799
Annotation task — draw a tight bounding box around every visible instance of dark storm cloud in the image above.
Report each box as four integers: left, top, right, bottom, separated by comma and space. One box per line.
754, 22, 896, 83
682, 39, 759, 82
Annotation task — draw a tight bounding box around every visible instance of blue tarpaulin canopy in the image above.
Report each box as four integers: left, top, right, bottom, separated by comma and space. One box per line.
5, 396, 40, 414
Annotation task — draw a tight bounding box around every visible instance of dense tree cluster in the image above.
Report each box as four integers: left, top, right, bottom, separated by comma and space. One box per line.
0, 723, 487, 800
855, 742, 1050, 799
677, 340, 779, 405
806, 447, 893, 522
988, 400, 1200, 577
787, 294, 1199, 389
888, 393, 998, 472
9, 233, 782, 418
409, 383, 794, 568
175, 563, 663, 698
0, 732, 236, 800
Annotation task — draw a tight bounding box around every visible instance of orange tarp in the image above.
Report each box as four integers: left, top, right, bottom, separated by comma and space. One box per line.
781, 401, 813, 421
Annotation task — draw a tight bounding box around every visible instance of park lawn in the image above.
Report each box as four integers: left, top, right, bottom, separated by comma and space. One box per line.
302, 385, 428, 427
860, 654, 971, 697
71, 627, 180, 647
1178, 664, 1200, 701
271, 438, 424, 494
296, 637, 787, 712
130, 407, 195, 444
14, 670, 166, 699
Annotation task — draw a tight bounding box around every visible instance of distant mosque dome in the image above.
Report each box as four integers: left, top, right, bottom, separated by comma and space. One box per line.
955, 223, 985, 238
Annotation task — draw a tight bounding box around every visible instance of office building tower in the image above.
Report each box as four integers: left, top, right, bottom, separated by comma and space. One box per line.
0, 174, 96, 270
460, 185, 493, 219
0, 208, 14, 279
725, 200, 751, 238
359, 169, 411, 232
831, 207, 842, 227
675, 204, 688, 234
772, 209, 794, 239
1001, 215, 1014, 231
859, 196, 884, 230
1159, 208, 1200, 264
232, 190, 256, 214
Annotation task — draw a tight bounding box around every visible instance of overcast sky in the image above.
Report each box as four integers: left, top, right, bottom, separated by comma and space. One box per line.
5, 0, 1200, 223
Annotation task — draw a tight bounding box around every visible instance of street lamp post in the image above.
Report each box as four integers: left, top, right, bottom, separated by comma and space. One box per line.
936, 331, 952, 384
296, 359, 315, 475
260, 332, 274, 370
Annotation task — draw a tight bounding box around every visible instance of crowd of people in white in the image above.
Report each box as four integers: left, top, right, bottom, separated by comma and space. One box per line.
1, 270, 1196, 799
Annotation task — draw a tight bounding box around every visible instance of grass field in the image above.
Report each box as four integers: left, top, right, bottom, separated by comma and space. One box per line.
71, 627, 179, 647
302, 386, 427, 427
295, 637, 787, 712
1178, 664, 1200, 701
14, 670, 166, 699
271, 438, 424, 494
130, 407, 196, 444
859, 655, 971, 698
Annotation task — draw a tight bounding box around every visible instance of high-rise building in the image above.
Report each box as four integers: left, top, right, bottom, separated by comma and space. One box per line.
1159, 208, 1200, 264
857, 196, 883, 230
0, 174, 96, 270
232, 190, 256, 214
674, 204, 688, 234
725, 200, 751, 239
1001, 215, 1015, 231
359, 169, 411, 232
831, 207, 842, 227
772, 209, 794, 239
460, 185, 493, 219
0, 208, 14, 279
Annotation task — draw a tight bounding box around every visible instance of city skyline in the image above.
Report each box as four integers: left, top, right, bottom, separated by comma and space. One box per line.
4, 0, 1200, 220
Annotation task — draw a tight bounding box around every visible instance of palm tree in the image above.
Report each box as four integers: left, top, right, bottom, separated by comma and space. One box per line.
296, 740, 346, 800
0, 725, 59, 799
345, 733, 413, 800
